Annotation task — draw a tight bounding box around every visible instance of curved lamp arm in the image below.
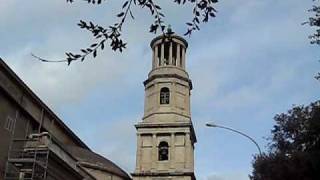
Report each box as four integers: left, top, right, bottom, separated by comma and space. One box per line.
206, 123, 262, 155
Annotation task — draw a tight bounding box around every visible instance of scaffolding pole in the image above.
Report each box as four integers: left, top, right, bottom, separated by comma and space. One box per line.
4, 132, 50, 180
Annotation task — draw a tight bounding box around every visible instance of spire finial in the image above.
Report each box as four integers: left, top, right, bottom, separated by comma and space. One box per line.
167, 25, 174, 35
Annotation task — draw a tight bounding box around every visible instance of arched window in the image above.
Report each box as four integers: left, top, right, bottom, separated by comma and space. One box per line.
160, 87, 170, 104
158, 141, 169, 161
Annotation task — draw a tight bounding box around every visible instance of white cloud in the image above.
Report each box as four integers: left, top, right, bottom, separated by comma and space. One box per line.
214, 86, 262, 110
4, 46, 129, 109
1, 0, 153, 110
187, 0, 316, 112
93, 115, 139, 172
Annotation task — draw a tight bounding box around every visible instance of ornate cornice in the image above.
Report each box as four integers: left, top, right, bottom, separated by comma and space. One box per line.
135, 122, 197, 143
143, 74, 193, 90
131, 171, 196, 180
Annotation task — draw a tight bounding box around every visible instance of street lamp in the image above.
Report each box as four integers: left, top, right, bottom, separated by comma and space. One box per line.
206, 122, 262, 155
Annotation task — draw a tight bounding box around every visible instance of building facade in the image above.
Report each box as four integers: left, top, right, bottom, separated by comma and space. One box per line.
132, 31, 197, 180
0, 59, 131, 180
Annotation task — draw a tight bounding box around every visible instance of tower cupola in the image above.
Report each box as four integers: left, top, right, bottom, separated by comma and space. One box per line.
148, 29, 190, 80
150, 28, 188, 68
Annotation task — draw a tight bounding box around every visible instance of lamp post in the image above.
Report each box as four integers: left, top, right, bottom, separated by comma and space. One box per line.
206, 122, 262, 155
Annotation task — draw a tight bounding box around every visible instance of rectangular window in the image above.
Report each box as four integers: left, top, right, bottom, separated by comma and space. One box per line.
160, 93, 170, 104
4, 116, 15, 133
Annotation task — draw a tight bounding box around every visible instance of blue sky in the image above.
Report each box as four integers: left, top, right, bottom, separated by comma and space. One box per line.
1, 0, 319, 179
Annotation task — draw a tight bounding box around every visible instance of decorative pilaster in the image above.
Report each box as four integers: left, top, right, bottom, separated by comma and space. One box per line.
170, 133, 175, 169
185, 133, 191, 169
151, 133, 157, 169
135, 134, 142, 171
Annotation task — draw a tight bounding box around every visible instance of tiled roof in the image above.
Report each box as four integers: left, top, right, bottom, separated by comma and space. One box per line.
67, 146, 131, 180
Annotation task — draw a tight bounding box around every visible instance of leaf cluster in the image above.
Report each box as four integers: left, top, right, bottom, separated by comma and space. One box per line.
303, 0, 320, 80
67, 0, 106, 5
66, 20, 127, 64
306, 1, 320, 45
181, 0, 218, 36
36, 0, 218, 65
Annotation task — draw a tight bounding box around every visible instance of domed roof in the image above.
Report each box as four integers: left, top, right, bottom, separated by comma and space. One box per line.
67, 146, 131, 179
150, 29, 188, 48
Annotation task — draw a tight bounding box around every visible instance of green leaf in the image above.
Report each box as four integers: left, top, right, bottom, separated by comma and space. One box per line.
101, 42, 104, 50
93, 50, 97, 58
117, 12, 125, 17
122, 1, 129, 8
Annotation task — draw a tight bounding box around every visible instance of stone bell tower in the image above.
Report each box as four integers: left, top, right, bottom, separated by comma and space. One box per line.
132, 29, 197, 180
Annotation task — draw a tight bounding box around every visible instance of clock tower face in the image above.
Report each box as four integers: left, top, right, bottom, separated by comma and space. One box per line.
132, 31, 197, 180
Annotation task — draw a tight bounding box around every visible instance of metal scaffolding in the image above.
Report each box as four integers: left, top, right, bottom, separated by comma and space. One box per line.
4, 133, 50, 180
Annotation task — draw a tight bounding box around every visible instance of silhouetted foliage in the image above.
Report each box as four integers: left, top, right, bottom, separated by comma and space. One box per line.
304, 0, 320, 80
33, 0, 218, 65
306, 1, 320, 45
250, 101, 320, 180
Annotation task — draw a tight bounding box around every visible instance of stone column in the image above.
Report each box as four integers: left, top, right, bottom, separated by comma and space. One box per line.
169, 42, 173, 65
152, 47, 155, 69
182, 47, 186, 69
154, 45, 158, 68
176, 44, 180, 67
161, 43, 164, 66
